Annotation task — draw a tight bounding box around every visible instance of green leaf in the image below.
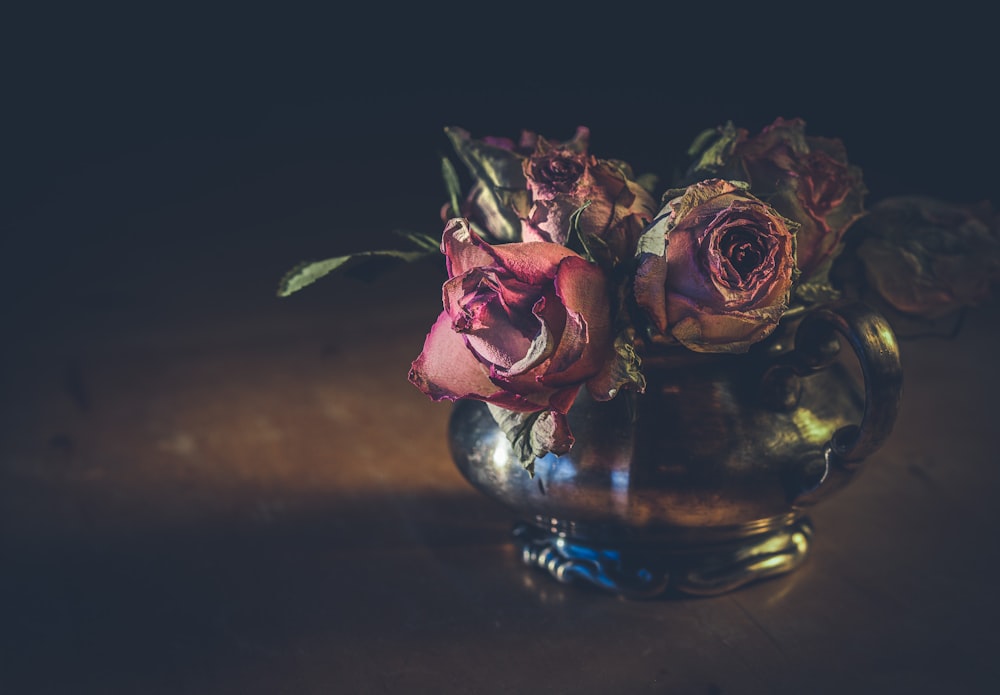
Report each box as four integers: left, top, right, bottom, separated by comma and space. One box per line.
277, 249, 431, 297
794, 274, 841, 304
568, 200, 595, 260
635, 172, 660, 196
443, 126, 526, 242
441, 155, 463, 219
686, 127, 722, 158
392, 229, 440, 252
686, 121, 741, 177
444, 127, 527, 189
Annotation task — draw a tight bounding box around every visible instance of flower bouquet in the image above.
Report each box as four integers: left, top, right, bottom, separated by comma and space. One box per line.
280, 118, 1000, 475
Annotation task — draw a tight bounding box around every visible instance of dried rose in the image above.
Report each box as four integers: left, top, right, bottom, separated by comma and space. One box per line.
409, 218, 613, 455
441, 127, 590, 244
688, 118, 865, 283
634, 179, 797, 353
853, 196, 1000, 319
519, 135, 657, 265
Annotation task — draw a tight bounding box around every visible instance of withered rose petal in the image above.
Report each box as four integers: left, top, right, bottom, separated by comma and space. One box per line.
633, 252, 669, 333
538, 256, 612, 387
633, 209, 672, 334
489, 240, 580, 284
500, 297, 555, 378
667, 293, 786, 354
440, 218, 498, 277
409, 312, 549, 411
545, 386, 581, 415
520, 198, 577, 245
446, 272, 538, 371
441, 217, 579, 284
800, 150, 852, 215
542, 309, 586, 381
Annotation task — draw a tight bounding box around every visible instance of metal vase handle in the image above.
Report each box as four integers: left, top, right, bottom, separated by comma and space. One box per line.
786, 300, 904, 505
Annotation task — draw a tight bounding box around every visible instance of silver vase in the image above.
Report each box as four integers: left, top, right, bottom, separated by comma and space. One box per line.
449, 301, 903, 597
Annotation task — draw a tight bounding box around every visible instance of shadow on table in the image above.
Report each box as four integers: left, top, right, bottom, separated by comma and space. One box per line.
0, 486, 534, 694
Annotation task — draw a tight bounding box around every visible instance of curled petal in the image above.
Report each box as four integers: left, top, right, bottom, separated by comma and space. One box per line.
501, 296, 555, 378
408, 312, 548, 412
634, 252, 669, 334
442, 216, 579, 283
633, 211, 671, 333
444, 270, 542, 370
441, 218, 500, 277
539, 256, 611, 387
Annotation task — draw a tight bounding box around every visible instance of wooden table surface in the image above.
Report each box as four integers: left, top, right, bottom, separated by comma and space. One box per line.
3, 240, 1000, 695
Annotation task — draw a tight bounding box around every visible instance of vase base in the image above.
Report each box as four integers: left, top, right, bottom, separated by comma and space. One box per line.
514, 516, 813, 598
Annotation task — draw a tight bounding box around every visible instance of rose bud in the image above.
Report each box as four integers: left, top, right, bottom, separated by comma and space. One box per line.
853, 196, 1000, 319
409, 218, 614, 454
634, 179, 798, 353
442, 126, 593, 244
520, 137, 657, 265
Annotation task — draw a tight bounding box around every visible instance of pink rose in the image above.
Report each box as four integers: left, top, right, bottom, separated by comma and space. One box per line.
519, 135, 657, 264
735, 118, 864, 279
441, 126, 655, 265
634, 180, 797, 353
409, 218, 613, 454
688, 118, 865, 282
523, 138, 590, 200
441, 126, 590, 243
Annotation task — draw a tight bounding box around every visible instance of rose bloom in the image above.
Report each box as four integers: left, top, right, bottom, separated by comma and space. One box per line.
694, 117, 865, 281
441, 126, 590, 243
441, 126, 655, 264
634, 179, 797, 353
409, 218, 613, 453
854, 196, 1000, 319
519, 136, 657, 264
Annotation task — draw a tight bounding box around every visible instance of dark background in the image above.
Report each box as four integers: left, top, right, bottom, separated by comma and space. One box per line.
4, 9, 996, 340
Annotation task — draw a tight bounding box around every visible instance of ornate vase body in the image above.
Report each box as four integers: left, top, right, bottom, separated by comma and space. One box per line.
449, 302, 902, 597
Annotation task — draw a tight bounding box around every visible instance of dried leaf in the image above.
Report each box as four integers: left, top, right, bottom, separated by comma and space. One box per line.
277, 249, 432, 297
485, 405, 572, 476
